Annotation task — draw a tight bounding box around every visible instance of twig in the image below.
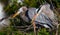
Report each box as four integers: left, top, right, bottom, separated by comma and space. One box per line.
31, 6, 44, 35
24, 24, 32, 31
25, 6, 43, 35
56, 24, 60, 35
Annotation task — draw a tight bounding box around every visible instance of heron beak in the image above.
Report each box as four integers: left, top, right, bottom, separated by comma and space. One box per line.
12, 11, 20, 18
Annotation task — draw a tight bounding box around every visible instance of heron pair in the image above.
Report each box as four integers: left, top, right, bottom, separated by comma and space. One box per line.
0, 2, 58, 31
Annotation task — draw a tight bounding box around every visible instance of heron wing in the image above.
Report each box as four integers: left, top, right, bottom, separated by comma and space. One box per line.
28, 8, 55, 29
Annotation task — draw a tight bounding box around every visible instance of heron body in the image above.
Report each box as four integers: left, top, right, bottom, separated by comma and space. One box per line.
21, 8, 54, 29
17, 4, 57, 30
0, 3, 10, 30
27, 4, 55, 29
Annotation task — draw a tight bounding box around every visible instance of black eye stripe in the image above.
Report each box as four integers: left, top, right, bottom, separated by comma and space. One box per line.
25, 10, 31, 22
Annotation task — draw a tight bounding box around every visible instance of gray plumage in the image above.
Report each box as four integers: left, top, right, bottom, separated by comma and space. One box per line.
28, 7, 54, 29
0, 3, 10, 30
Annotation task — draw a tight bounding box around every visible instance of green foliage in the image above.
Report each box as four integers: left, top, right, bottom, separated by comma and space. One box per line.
23, 0, 46, 8
0, 27, 50, 35
23, 0, 37, 7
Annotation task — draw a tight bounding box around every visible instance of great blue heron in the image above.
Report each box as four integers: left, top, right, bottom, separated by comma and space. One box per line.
0, 1, 10, 30
12, 3, 58, 30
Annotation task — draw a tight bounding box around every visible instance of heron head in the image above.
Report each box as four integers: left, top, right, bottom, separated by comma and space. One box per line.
20, 6, 28, 12
12, 6, 28, 18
